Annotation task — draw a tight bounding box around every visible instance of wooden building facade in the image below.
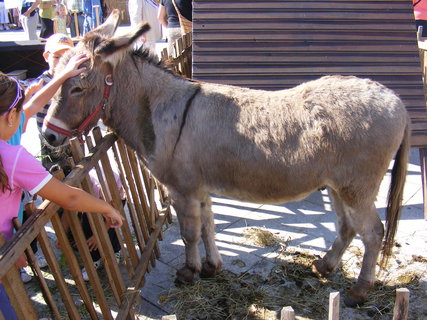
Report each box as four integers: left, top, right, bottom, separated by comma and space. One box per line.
192, 0, 427, 215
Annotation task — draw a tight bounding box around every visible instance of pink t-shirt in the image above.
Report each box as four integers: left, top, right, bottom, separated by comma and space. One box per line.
89, 168, 126, 200
0, 140, 52, 241
414, 0, 427, 20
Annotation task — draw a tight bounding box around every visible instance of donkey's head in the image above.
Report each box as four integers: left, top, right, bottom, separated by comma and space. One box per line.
42, 9, 151, 146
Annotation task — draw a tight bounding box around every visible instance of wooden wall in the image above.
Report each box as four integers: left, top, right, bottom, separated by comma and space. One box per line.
192, 0, 427, 145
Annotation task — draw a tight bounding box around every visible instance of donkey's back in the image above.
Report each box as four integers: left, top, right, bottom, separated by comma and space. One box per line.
184, 75, 408, 204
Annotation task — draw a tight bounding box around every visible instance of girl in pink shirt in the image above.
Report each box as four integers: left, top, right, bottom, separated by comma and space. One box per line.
0, 56, 123, 318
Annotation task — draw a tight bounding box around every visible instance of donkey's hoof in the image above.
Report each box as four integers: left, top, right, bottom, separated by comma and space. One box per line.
175, 267, 195, 286
344, 282, 371, 307
200, 261, 220, 278
344, 291, 367, 307
312, 259, 333, 277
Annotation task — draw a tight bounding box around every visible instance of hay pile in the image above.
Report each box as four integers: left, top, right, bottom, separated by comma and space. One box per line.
162, 228, 426, 320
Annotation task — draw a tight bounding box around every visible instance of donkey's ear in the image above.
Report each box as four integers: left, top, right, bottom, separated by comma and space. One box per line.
88, 8, 121, 38
94, 22, 151, 60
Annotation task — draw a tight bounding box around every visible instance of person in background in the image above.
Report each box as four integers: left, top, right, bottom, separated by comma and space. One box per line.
19, 0, 40, 40
38, 0, 56, 39
65, 0, 84, 37
171, 0, 192, 35
157, 0, 180, 54
82, 0, 102, 34
128, 0, 162, 50
0, 60, 123, 318
414, 0, 427, 38
53, 2, 70, 34
36, 33, 74, 171
55, 167, 125, 281
0, 0, 10, 30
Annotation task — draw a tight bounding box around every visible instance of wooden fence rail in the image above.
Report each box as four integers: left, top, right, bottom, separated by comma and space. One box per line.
0, 127, 171, 319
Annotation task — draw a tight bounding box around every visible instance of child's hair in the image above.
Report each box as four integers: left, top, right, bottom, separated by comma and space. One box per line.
56, 3, 68, 16
0, 72, 25, 192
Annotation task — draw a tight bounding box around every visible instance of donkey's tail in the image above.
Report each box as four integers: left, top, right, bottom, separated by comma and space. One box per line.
380, 118, 410, 268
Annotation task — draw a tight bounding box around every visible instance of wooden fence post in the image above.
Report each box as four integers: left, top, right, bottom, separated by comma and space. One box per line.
328, 291, 340, 320
281, 306, 295, 320
393, 288, 409, 320
0, 234, 39, 320
93, 5, 100, 27
72, 10, 79, 37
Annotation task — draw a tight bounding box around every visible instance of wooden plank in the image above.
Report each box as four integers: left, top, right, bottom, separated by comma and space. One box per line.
126, 147, 159, 266
419, 149, 427, 219
117, 140, 151, 249
69, 138, 115, 320
115, 213, 168, 320
12, 218, 62, 320
126, 148, 153, 230
0, 234, 38, 320
392, 288, 410, 320
50, 209, 98, 319
194, 1, 410, 11
112, 142, 143, 274
36, 220, 82, 320
280, 306, 295, 320
193, 22, 416, 32
328, 292, 340, 320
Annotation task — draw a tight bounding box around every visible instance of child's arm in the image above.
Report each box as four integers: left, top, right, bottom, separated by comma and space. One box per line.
23, 54, 89, 125
23, 0, 41, 18
37, 177, 124, 228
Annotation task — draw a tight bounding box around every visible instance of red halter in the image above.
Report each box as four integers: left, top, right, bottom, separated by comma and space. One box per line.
44, 74, 113, 143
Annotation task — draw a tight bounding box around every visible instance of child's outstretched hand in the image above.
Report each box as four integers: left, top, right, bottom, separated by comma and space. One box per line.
25, 78, 44, 100
103, 208, 124, 229
59, 53, 90, 79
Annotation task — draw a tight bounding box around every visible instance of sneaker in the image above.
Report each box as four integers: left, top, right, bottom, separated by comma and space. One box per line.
114, 251, 121, 264
35, 250, 48, 268
20, 268, 32, 283
81, 259, 102, 281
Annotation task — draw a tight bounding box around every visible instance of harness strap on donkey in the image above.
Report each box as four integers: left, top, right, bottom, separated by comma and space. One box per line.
172, 86, 201, 154
44, 73, 114, 143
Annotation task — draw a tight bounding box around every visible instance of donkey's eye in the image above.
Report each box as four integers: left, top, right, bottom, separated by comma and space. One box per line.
70, 87, 83, 95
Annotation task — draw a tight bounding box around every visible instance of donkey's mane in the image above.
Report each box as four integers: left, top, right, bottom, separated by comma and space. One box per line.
130, 46, 184, 78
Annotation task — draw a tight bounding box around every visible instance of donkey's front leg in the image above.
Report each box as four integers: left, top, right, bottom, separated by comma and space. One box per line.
173, 195, 202, 284
200, 195, 223, 277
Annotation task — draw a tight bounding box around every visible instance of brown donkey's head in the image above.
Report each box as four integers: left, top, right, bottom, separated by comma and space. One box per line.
42, 9, 151, 146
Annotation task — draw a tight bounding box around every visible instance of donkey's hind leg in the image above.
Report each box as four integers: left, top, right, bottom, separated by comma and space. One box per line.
345, 203, 383, 307
312, 189, 356, 276
200, 195, 223, 277
314, 188, 384, 306
173, 194, 203, 284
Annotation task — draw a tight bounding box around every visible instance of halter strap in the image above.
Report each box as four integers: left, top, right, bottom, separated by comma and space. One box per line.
44, 73, 113, 143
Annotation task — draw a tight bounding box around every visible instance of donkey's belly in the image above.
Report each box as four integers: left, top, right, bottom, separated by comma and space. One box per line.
212, 185, 317, 205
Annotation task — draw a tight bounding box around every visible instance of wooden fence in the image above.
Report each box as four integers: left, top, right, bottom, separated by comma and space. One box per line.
0, 127, 171, 320
161, 32, 192, 79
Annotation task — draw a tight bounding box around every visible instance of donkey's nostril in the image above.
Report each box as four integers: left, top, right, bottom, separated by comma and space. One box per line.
45, 133, 57, 145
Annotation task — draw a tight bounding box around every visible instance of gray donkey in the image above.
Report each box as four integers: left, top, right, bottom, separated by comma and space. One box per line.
42, 10, 410, 306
